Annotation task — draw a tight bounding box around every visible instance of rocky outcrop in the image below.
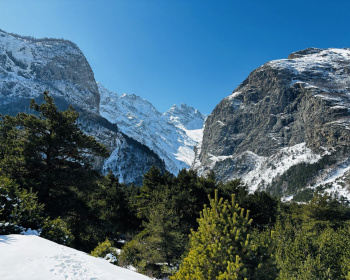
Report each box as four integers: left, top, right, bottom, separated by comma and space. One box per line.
193, 48, 350, 199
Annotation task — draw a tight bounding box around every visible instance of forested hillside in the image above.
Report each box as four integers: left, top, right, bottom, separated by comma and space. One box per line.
2, 94, 350, 279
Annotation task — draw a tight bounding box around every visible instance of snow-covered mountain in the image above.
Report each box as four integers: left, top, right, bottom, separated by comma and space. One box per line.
0, 29, 99, 114
0, 28, 205, 182
0, 29, 166, 185
193, 48, 350, 201
0, 234, 151, 280
99, 83, 205, 174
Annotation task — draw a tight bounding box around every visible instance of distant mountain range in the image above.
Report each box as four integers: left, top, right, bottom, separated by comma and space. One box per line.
2, 28, 350, 201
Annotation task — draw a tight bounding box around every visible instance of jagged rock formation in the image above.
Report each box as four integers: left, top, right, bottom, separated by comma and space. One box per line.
0, 29, 165, 185
193, 48, 350, 200
99, 83, 205, 174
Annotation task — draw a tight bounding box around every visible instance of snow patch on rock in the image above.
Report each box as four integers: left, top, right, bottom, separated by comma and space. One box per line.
242, 143, 321, 192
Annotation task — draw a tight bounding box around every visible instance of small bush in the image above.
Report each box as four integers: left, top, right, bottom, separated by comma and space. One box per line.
40, 217, 74, 246
91, 238, 119, 265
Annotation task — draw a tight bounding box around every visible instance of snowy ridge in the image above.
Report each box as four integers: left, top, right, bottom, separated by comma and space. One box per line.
313, 162, 350, 200
0, 234, 151, 280
270, 48, 350, 95
99, 83, 206, 174
203, 143, 321, 192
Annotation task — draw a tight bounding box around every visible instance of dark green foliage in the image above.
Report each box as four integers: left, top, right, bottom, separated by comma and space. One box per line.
219, 180, 279, 229
300, 192, 350, 233
0, 92, 109, 251
292, 188, 315, 202
40, 217, 74, 246
120, 168, 220, 276
22, 92, 107, 210
136, 166, 174, 220
136, 167, 217, 234
249, 229, 278, 280
0, 174, 44, 234
124, 168, 281, 277
119, 201, 185, 278
219, 178, 249, 201
0, 115, 26, 179
0, 92, 109, 215
118, 235, 144, 269
141, 192, 185, 266
92, 171, 138, 241
274, 192, 350, 279
243, 191, 279, 228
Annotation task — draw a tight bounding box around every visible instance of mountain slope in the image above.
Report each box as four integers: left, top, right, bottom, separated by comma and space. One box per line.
0, 29, 165, 184
193, 48, 350, 200
99, 83, 205, 174
0, 234, 151, 280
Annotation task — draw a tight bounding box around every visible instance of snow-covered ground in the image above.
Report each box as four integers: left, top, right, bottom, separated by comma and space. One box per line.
0, 235, 151, 280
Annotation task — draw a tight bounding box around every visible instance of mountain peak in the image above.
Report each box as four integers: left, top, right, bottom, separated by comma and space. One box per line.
99, 84, 205, 174
287, 47, 323, 59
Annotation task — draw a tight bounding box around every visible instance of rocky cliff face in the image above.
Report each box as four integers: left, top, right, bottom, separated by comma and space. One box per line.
0, 29, 99, 114
193, 48, 350, 200
0, 29, 165, 185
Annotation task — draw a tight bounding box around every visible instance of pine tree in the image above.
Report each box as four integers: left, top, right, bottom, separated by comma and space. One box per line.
119, 189, 186, 278
95, 172, 136, 240
172, 190, 254, 280
140, 195, 185, 267
136, 166, 173, 219
0, 92, 109, 216
0, 92, 110, 251
91, 238, 118, 265
0, 115, 26, 180
0, 174, 44, 234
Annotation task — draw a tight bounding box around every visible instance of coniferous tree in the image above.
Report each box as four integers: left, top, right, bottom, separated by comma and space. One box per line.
94, 172, 137, 240
172, 190, 269, 280
0, 174, 44, 234
0, 92, 109, 251
119, 189, 186, 278
136, 166, 173, 220
0, 92, 109, 216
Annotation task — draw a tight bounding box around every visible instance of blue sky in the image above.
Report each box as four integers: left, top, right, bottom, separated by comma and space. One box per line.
1, 0, 350, 114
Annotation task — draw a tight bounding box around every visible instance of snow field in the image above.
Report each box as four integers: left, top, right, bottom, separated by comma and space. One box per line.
0, 235, 151, 280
